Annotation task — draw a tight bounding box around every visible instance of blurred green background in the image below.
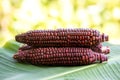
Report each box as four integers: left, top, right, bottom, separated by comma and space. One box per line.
0, 0, 120, 46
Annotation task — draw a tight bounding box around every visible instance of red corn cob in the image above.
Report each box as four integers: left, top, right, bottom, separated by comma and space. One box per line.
13, 47, 107, 66
19, 44, 110, 54
15, 28, 108, 47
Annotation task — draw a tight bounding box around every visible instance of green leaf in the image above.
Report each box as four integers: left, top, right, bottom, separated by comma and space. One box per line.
0, 40, 120, 80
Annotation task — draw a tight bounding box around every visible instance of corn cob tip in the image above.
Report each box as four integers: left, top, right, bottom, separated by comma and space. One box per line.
94, 53, 108, 63
91, 43, 110, 54
101, 46, 110, 54
15, 33, 26, 43
100, 54, 108, 63
101, 33, 109, 42
13, 53, 18, 59
105, 35, 109, 41
13, 52, 26, 62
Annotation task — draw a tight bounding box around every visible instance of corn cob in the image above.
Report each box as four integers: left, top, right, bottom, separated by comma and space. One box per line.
15, 28, 108, 47
13, 47, 107, 66
19, 44, 110, 54
91, 43, 110, 54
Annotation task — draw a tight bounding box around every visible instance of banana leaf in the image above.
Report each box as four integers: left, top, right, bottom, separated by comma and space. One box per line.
0, 40, 120, 80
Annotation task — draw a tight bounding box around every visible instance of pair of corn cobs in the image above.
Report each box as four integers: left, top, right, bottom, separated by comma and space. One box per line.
13, 28, 110, 66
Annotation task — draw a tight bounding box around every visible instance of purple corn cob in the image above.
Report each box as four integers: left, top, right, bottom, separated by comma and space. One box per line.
15, 28, 108, 47
19, 44, 110, 54
13, 47, 107, 66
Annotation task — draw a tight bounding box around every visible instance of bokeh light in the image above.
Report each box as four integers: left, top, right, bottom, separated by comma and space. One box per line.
0, 0, 120, 46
